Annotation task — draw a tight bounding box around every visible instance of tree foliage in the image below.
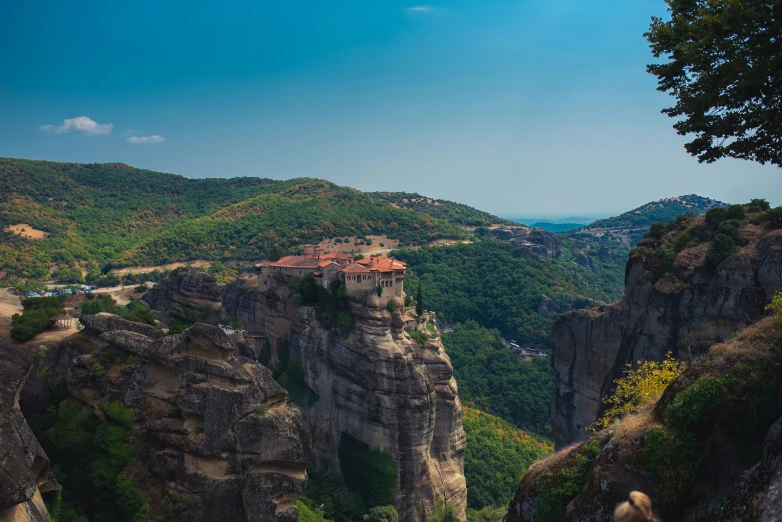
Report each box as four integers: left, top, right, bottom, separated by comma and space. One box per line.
442, 321, 552, 437
591, 353, 687, 433
10, 296, 65, 341
462, 407, 552, 509
646, 0, 782, 166
395, 240, 623, 346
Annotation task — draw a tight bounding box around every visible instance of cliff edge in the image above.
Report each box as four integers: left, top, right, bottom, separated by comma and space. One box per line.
553, 212, 782, 448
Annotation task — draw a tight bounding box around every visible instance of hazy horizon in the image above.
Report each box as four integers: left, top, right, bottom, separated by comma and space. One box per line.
2, 1, 779, 215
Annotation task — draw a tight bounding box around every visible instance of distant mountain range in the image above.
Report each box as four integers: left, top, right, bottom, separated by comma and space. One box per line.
527, 222, 587, 232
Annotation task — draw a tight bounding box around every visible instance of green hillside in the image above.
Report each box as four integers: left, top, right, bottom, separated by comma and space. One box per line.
463, 407, 552, 510
0, 158, 468, 280
578, 194, 728, 246
371, 191, 513, 227
442, 321, 553, 436
395, 239, 625, 346
586, 195, 727, 230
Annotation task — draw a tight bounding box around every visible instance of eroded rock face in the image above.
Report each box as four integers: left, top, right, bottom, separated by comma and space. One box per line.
492, 226, 562, 258
224, 279, 468, 521
142, 268, 223, 324
0, 341, 57, 522
552, 228, 782, 448
68, 317, 311, 522
506, 322, 782, 521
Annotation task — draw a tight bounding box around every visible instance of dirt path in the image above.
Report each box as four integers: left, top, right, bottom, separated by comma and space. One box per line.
108, 260, 214, 276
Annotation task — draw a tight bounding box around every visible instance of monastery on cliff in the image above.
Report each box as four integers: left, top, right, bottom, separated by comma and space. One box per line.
256, 244, 406, 300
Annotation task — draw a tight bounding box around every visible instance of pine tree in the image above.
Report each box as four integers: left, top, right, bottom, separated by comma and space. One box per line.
415, 281, 423, 317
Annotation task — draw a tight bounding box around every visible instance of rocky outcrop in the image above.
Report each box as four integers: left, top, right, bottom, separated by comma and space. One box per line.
506, 318, 782, 522
224, 278, 468, 521
79, 312, 164, 339
492, 226, 562, 258
575, 251, 600, 275
66, 317, 311, 522
552, 225, 782, 448
221, 277, 298, 364
0, 341, 57, 522
142, 268, 223, 324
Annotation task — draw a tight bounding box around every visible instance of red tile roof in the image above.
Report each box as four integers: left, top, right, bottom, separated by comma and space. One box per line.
343, 263, 371, 273
323, 251, 352, 259
355, 256, 406, 273
270, 255, 321, 269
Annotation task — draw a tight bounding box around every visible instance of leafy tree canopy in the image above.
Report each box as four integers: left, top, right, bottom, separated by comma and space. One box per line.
646, 0, 782, 166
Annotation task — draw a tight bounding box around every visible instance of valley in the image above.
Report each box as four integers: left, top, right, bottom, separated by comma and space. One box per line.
1, 159, 781, 522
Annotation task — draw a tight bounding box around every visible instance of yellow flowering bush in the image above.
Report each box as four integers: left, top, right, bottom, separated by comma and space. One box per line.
767, 291, 782, 328
590, 353, 687, 432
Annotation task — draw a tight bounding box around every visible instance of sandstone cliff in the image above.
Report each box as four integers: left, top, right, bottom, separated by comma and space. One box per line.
0, 341, 57, 522
553, 220, 782, 448
142, 267, 223, 324
29, 315, 311, 522
223, 276, 468, 521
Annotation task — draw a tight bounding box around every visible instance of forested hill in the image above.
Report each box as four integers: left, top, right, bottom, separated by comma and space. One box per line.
371, 191, 514, 227
577, 194, 728, 246
0, 158, 504, 280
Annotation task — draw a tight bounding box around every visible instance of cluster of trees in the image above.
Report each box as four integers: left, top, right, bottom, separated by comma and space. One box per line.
642, 200, 781, 270
37, 397, 148, 522
394, 240, 622, 346
462, 407, 552, 511
442, 321, 553, 437
10, 296, 65, 341
81, 295, 156, 327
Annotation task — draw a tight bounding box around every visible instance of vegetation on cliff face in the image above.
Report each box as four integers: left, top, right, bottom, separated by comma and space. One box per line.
395, 239, 623, 346
0, 158, 475, 280
505, 306, 782, 522
442, 321, 552, 437
591, 353, 687, 433
462, 407, 552, 511
38, 396, 148, 522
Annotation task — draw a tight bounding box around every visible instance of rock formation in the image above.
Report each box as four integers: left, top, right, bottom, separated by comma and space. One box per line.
0, 340, 57, 522
53, 315, 311, 521
506, 317, 782, 521
575, 251, 600, 275
492, 226, 562, 258
142, 267, 223, 324
223, 276, 468, 521
552, 224, 782, 448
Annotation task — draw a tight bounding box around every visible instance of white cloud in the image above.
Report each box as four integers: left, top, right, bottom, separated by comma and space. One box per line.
407, 6, 433, 12
40, 116, 113, 135
127, 135, 165, 144
122, 128, 135, 136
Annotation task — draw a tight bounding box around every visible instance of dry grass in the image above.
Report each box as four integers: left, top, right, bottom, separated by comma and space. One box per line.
3, 223, 49, 239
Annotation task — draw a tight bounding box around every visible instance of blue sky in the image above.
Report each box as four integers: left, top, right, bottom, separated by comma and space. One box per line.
1, 0, 779, 215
